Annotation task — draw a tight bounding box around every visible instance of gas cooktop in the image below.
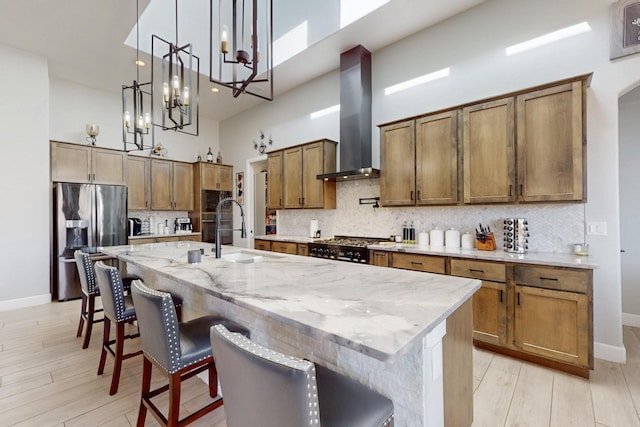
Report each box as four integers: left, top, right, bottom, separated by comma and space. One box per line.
308, 236, 387, 263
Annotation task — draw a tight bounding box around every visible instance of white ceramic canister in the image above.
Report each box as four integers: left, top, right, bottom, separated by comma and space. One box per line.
418, 231, 429, 248
445, 228, 461, 248
157, 223, 165, 235
430, 227, 444, 247
461, 232, 475, 249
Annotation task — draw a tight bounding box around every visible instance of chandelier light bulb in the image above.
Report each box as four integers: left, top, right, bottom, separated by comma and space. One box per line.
183, 86, 190, 106
137, 115, 144, 130
163, 82, 170, 103
221, 25, 229, 53
144, 113, 151, 128
124, 111, 131, 128
172, 75, 180, 98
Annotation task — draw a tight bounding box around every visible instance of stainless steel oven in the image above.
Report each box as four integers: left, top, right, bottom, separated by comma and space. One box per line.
201, 212, 233, 245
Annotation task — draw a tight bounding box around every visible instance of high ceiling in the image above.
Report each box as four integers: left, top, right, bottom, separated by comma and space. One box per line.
0, 0, 484, 121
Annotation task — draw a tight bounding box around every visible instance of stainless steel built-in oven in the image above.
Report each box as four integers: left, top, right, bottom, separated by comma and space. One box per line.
201, 212, 233, 245
202, 189, 232, 213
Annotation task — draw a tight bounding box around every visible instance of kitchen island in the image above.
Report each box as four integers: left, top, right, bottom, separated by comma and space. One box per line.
101, 241, 480, 427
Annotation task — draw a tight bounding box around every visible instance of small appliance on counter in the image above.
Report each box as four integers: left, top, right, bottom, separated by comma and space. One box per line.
175, 217, 193, 234
503, 218, 529, 253
128, 217, 142, 237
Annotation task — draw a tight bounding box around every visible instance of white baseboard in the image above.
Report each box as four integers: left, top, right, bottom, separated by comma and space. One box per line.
595, 341, 627, 364
0, 294, 52, 312
623, 312, 640, 328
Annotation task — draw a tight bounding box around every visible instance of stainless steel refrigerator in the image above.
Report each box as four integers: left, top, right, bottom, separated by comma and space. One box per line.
53, 183, 127, 300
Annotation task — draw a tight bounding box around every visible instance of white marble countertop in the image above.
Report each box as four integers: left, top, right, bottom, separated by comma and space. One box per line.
101, 241, 480, 361
129, 232, 201, 240
254, 235, 597, 269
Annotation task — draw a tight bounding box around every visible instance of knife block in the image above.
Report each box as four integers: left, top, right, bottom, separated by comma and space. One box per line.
477, 233, 496, 251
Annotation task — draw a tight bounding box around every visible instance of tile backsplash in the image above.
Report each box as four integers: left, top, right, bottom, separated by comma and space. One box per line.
277, 179, 584, 254
128, 210, 189, 234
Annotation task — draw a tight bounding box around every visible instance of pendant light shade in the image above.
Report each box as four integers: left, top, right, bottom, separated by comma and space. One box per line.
209, 0, 273, 101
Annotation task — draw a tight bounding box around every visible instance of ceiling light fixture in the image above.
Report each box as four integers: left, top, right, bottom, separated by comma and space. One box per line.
152, 0, 200, 136
122, 0, 154, 151
505, 22, 591, 56
209, 0, 273, 100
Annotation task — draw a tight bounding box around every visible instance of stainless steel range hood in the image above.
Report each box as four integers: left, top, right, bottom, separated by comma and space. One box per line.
317, 45, 379, 182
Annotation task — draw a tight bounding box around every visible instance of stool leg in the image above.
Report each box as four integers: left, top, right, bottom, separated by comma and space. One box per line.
109, 322, 125, 395
208, 361, 218, 398
97, 317, 110, 376
137, 357, 152, 427
76, 294, 87, 338
168, 372, 181, 426
82, 294, 96, 349
175, 304, 182, 322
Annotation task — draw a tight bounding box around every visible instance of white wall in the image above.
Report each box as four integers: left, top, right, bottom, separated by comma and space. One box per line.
619, 86, 640, 323
49, 77, 220, 163
0, 45, 51, 309
220, 0, 638, 361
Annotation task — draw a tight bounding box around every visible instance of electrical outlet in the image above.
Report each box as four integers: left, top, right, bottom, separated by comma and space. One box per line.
587, 221, 607, 236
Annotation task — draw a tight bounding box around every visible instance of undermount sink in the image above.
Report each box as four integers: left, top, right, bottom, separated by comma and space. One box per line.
221, 251, 282, 264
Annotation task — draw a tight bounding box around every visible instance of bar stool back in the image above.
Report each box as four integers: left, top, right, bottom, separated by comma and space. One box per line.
131, 280, 249, 427
74, 250, 104, 349
211, 324, 394, 427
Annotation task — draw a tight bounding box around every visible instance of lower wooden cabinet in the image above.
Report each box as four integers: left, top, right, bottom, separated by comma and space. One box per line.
370, 251, 390, 267
270, 242, 298, 255
390, 252, 446, 274
472, 281, 508, 346
128, 234, 202, 245
297, 243, 308, 257
254, 239, 271, 251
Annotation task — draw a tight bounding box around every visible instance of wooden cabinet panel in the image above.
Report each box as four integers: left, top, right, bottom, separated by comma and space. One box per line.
297, 243, 309, 257
515, 285, 589, 367
202, 163, 233, 191
416, 111, 459, 205
302, 142, 329, 209
270, 242, 297, 255
473, 280, 507, 346
450, 258, 506, 283
284, 146, 303, 208
380, 120, 416, 206
370, 251, 390, 267
129, 238, 156, 245
92, 148, 126, 185
51, 142, 92, 183
514, 265, 590, 294
391, 253, 446, 274
517, 81, 585, 201
127, 157, 150, 210
267, 152, 283, 209
254, 239, 271, 251
178, 235, 202, 242
172, 161, 194, 211
150, 159, 173, 210
463, 97, 516, 204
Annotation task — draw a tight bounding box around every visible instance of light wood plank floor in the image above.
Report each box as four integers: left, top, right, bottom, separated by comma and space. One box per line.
1, 300, 639, 426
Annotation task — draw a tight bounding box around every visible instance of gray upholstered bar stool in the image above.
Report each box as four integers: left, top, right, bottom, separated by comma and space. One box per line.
131, 280, 249, 427
210, 324, 394, 427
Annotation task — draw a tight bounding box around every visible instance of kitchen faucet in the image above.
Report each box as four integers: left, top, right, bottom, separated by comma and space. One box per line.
215, 197, 247, 258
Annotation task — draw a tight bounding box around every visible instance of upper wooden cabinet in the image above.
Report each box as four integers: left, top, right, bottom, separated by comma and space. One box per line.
267, 151, 284, 209
201, 162, 233, 191
463, 97, 516, 204
380, 111, 460, 207
270, 139, 337, 210
150, 158, 194, 211
51, 141, 127, 185
516, 81, 585, 202
127, 156, 150, 210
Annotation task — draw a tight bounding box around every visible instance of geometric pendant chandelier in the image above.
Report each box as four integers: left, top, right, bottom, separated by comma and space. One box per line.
152, 0, 199, 136
122, 0, 154, 151
209, 0, 273, 101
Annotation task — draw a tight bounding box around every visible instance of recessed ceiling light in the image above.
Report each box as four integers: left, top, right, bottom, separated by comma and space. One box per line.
135, 59, 145, 66
505, 22, 591, 56
211, 87, 220, 93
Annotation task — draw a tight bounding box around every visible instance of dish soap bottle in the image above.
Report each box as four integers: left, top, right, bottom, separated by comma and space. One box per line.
206, 147, 213, 163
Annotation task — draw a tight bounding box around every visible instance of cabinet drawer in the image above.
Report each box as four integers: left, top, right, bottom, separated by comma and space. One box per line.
271, 242, 297, 255
254, 239, 271, 251
129, 238, 155, 245
392, 253, 446, 274
451, 259, 506, 282
297, 243, 309, 257
515, 265, 590, 294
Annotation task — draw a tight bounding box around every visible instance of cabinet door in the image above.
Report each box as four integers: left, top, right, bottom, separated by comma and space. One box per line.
150, 159, 173, 210
267, 152, 284, 209
217, 165, 233, 192
302, 142, 325, 208
517, 81, 584, 202
514, 285, 589, 367
51, 142, 92, 183
472, 280, 507, 346
380, 120, 416, 206
297, 243, 309, 256
201, 163, 219, 190
370, 251, 390, 267
463, 98, 516, 203
92, 148, 126, 185
283, 146, 303, 208
416, 111, 459, 205
127, 157, 150, 210
172, 161, 194, 211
